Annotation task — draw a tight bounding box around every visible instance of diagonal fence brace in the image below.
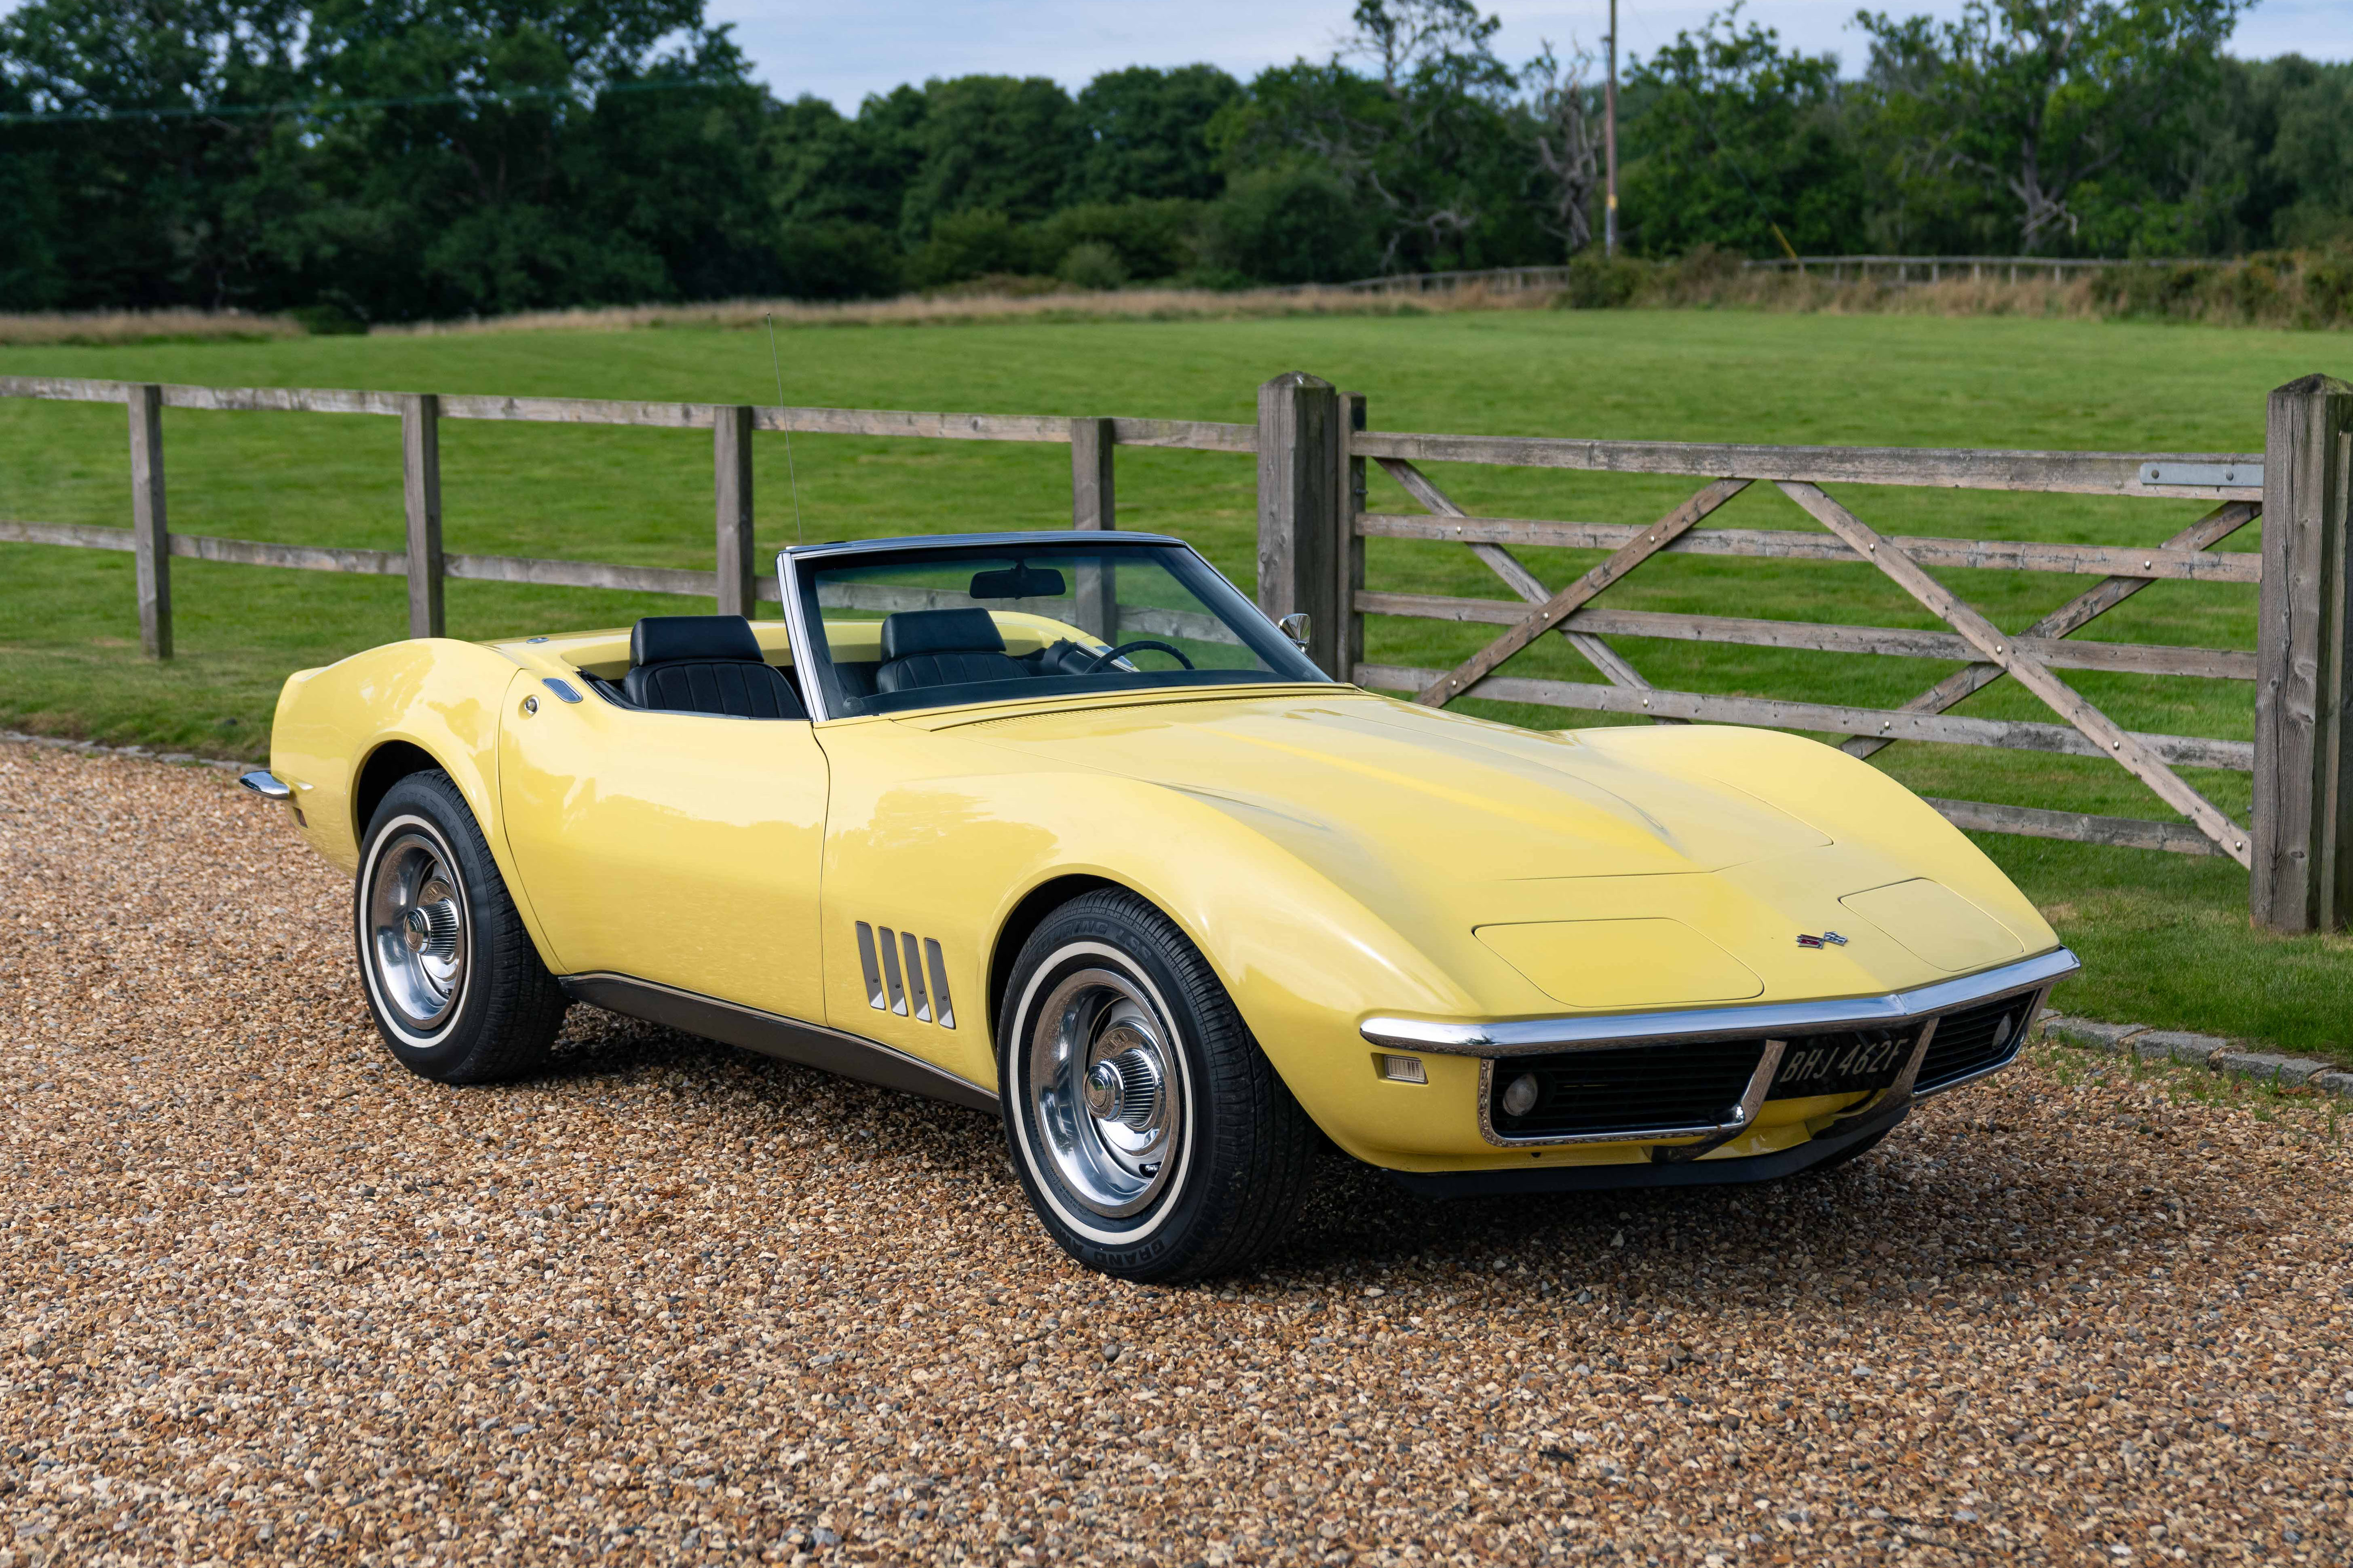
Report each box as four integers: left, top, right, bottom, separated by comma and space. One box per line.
1374, 456, 1679, 717
1844, 499, 2260, 760
1779, 481, 2253, 867
1414, 477, 1751, 707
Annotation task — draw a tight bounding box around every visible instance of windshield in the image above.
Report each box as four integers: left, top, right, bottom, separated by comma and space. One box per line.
791, 540, 1330, 717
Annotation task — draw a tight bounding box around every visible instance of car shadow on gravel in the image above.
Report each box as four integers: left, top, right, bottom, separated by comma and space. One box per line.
508, 1004, 2121, 1301
1253, 1123, 2134, 1310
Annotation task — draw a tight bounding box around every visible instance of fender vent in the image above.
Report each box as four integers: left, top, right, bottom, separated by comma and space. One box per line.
855, 922, 956, 1029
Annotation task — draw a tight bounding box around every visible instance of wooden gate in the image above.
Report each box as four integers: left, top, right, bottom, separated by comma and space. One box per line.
1250, 373, 2353, 936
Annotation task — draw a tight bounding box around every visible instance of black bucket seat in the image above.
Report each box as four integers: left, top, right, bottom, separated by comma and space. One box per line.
623, 615, 805, 719
874, 609, 1028, 694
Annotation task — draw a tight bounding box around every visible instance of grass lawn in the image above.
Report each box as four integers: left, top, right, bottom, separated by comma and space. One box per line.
3, 308, 2349, 1054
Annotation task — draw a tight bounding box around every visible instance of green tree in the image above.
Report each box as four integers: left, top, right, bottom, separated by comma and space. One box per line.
1066, 65, 1240, 205
1618, 6, 1864, 258
1857, 0, 2247, 253
1218, 0, 1543, 274
896, 75, 1080, 244
2213, 55, 2353, 248
0, 0, 310, 308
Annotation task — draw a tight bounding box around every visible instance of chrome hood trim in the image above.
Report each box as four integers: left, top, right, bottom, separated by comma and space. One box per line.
1363, 946, 2077, 1056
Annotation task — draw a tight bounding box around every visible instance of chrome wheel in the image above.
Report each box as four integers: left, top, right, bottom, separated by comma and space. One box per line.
365, 827, 469, 1035
1026, 967, 1184, 1219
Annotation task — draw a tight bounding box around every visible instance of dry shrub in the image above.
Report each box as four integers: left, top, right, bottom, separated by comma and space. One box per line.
1549, 246, 2353, 329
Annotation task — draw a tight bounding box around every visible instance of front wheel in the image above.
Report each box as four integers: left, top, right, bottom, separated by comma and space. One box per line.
998, 889, 1315, 1281
355, 769, 568, 1083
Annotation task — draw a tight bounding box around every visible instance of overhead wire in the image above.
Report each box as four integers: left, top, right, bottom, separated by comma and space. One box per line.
0, 76, 734, 126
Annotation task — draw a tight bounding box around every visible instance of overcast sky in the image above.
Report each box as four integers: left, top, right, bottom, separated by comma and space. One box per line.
716, 0, 2353, 110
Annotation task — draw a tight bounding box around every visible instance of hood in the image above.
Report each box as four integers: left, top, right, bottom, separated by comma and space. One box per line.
925, 688, 2053, 1012
948, 691, 1830, 881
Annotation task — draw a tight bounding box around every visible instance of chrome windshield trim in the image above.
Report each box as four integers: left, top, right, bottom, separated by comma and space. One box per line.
238, 770, 293, 801
1365, 947, 2079, 1057
774, 546, 835, 721
775, 532, 1335, 722
783, 530, 1187, 563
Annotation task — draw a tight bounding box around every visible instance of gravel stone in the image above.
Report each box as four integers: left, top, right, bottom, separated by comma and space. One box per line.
2037, 1016, 2150, 1053
6, 738, 2353, 1565
2133, 1029, 2234, 1065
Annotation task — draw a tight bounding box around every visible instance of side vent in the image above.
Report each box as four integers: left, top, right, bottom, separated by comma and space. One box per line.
855, 921, 956, 1030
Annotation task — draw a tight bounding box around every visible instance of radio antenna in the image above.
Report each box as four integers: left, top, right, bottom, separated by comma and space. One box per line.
764, 313, 805, 547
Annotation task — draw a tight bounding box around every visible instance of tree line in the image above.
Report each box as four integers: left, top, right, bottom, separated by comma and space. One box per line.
1, 0, 2346, 323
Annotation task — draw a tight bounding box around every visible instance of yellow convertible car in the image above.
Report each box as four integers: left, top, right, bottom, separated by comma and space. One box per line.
251, 530, 2075, 1280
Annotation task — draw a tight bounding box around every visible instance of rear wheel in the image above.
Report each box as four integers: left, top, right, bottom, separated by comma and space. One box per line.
998, 889, 1315, 1281
355, 770, 567, 1083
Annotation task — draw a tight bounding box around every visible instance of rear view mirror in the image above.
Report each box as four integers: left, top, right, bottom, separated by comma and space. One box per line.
970, 565, 1067, 600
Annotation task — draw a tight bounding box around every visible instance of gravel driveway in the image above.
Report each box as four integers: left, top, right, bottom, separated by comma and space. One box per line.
3, 738, 2349, 1566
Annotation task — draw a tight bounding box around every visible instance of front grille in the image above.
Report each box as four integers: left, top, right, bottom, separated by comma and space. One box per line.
1916, 989, 2037, 1091
1487, 1040, 1766, 1140
1482, 985, 2042, 1142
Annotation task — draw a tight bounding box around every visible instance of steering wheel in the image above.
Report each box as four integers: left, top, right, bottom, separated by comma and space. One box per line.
1078, 639, 1196, 674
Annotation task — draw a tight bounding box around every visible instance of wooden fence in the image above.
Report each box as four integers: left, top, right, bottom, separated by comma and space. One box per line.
1745, 255, 2150, 285
3, 370, 2349, 934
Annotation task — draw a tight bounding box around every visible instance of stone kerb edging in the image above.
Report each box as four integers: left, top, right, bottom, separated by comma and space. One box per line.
2, 728, 244, 771
2038, 1011, 2353, 1098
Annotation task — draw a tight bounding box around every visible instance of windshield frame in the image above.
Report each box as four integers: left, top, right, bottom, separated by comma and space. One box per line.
777, 531, 1334, 721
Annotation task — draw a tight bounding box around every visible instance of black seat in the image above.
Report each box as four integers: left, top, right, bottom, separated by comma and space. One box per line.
623, 615, 805, 719
874, 609, 1029, 694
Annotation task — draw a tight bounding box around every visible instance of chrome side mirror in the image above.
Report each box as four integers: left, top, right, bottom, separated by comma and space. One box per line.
1277, 611, 1311, 652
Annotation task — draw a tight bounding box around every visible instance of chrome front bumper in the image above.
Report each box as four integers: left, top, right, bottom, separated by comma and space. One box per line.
1361, 948, 2080, 1055
1365, 948, 2078, 1152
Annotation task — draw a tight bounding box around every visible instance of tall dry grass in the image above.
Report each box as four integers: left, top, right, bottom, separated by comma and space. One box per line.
0, 308, 304, 347
4, 248, 2346, 346
369, 280, 1551, 336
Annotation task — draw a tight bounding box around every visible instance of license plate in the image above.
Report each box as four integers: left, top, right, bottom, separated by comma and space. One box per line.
1769, 1032, 1912, 1097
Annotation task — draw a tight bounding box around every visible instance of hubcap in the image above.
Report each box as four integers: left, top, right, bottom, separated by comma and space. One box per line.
367, 830, 468, 1033
1026, 968, 1182, 1219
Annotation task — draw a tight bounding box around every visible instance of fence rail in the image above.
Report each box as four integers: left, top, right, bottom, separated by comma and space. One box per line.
1746, 255, 2156, 286
4, 368, 2349, 935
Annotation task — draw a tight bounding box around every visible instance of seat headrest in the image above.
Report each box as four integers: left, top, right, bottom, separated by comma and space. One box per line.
879, 608, 1007, 662
631, 615, 764, 666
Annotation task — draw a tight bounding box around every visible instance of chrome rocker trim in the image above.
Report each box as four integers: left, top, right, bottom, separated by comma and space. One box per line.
559, 972, 998, 1114
1362, 947, 2079, 1056
238, 770, 293, 801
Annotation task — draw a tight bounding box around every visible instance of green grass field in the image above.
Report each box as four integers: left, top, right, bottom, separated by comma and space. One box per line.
4, 309, 2348, 1054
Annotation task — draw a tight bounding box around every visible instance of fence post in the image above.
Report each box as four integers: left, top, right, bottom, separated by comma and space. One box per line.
127, 384, 171, 660
1071, 416, 1114, 532
1333, 391, 1366, 683
402, 393, 445, 638
715, 405, 755, 618
2253, 373, 2353, 932
1255, 372, 1341, 675
1071, 417, 1117, 642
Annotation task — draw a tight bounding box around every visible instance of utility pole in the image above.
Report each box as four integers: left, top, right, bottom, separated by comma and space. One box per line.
1604, 0, 1620, 257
